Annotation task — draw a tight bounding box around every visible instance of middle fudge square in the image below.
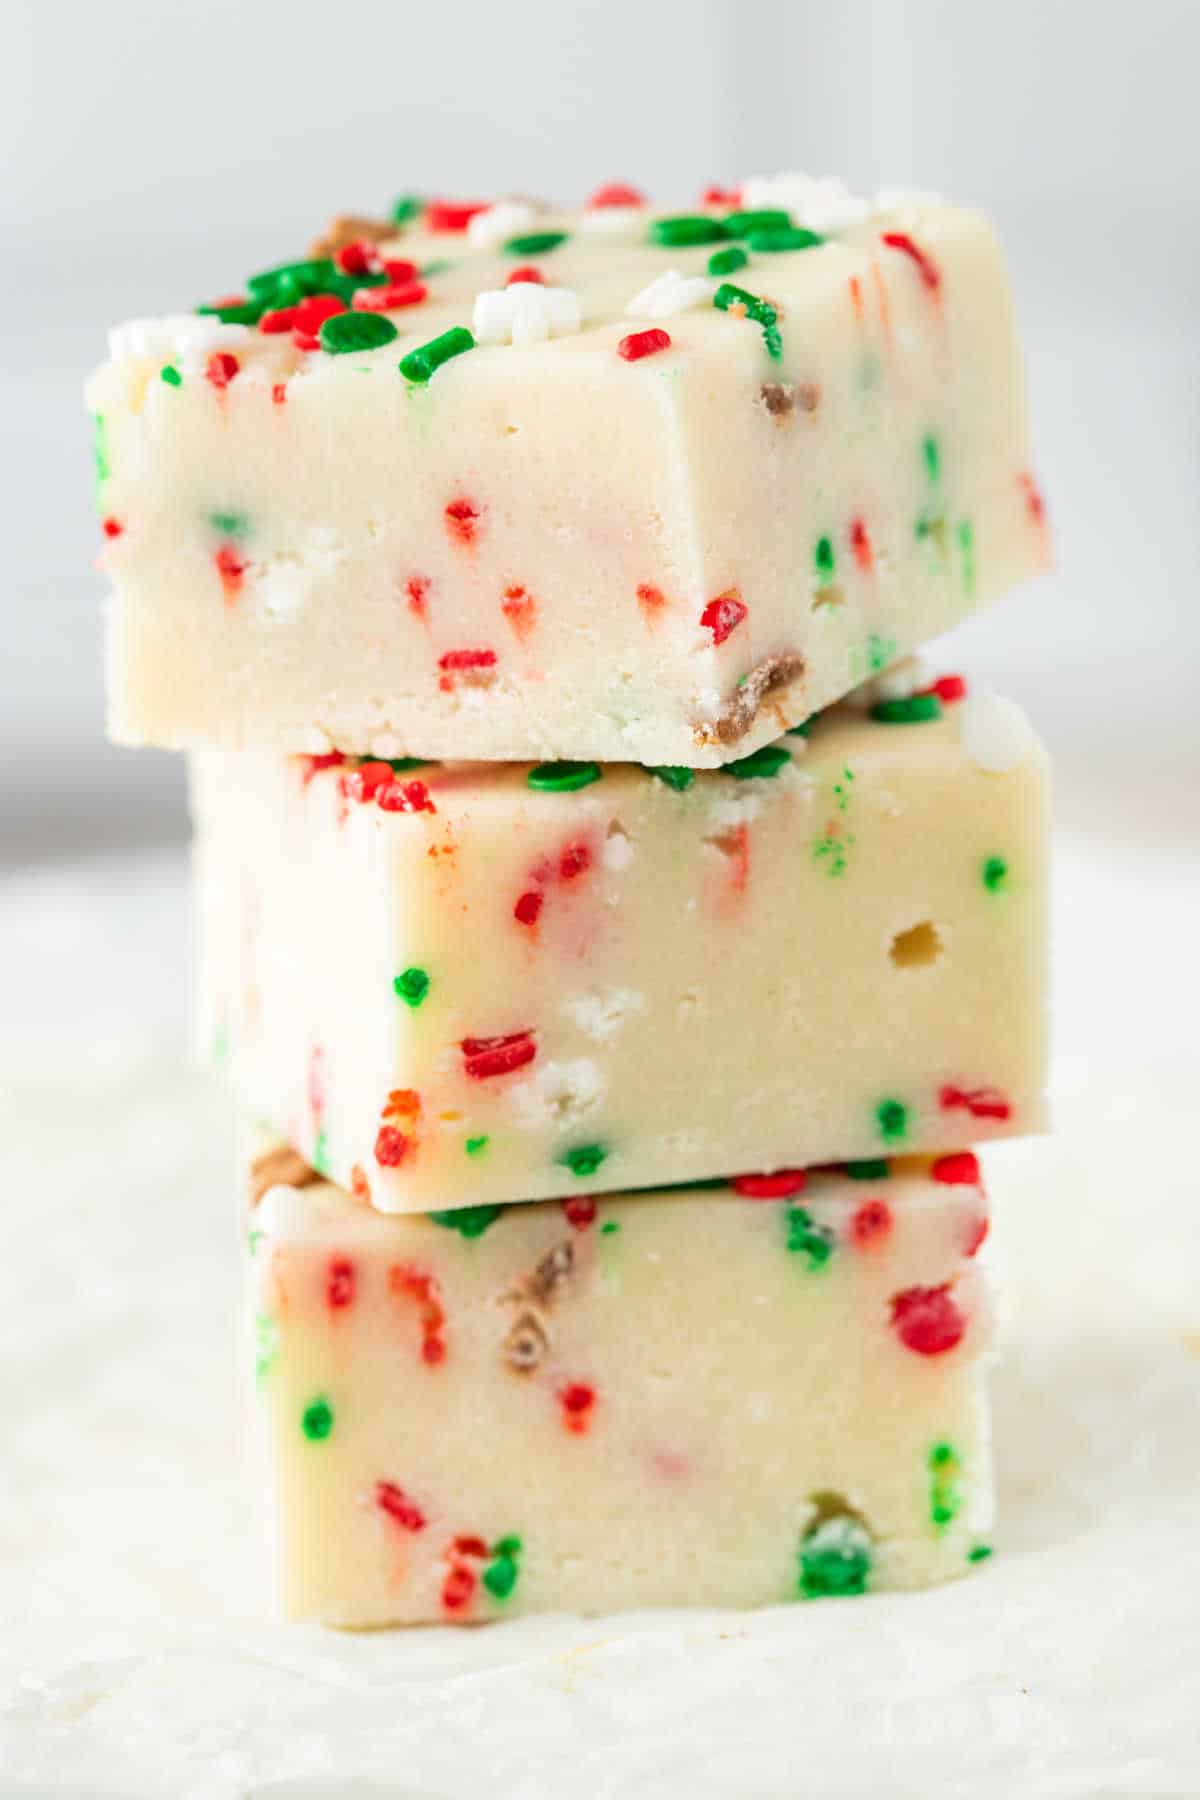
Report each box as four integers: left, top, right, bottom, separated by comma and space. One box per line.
193, 687, 1048, 1214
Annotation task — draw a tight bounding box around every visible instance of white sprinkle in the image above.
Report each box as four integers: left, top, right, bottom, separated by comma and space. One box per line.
959, 692, 1036, 773
575, 206, 644, 240
508, 1060, 604, 1131
739, 172, 869, 234
108, 315, 253, 365
467, 200, 538, 251
602, 823, 634, 872
625, 269, 715, 320
562, 987, 647, 1043
472, 283, 581, 347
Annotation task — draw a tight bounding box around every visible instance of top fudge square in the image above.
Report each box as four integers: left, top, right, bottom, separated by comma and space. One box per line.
89, 178, 1049, 767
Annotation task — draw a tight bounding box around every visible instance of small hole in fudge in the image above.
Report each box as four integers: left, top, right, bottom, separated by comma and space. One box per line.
889, 920, 943, 969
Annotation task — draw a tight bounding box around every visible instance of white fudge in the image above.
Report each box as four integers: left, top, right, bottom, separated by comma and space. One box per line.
90, 184, 1049, 765
195, 681, 1049, 1212
247, 1134, 997, 1624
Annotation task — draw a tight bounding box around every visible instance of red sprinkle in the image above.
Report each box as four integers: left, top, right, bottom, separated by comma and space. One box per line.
444, 497, 482, 545
376, 778, 436, 815
352, 279, 428, 312
849, 1199, 893, 1247
461, 1031, 537, 1080
618, 328, 671, 362
374, 1480, 427, 1532
389, 1263, 447, 1366
636, 583, 667, 617
701, 185, 741, 206
501, 584, 537, 640
452, 1535, 489, 1559
259, 306, 297, 334
205, 351, 240, 390
1019, 471, 1048, 526
880, 231, 941, 294
514, 890, 543, 927
506, 265, 545, 286
939, 1084, 1012, 1122
425, 200, 488, 233
271, 381, 288, 407
300, 750, 345, 784
438, 647, 496, 673
292, 329, 321, 352
339, 760, 395, 804
441, 1564, 476, 1610
382, 257, 420, 283
335, 240, 383, 276
964, 1213, 990, 1258
327, 1257, 356, 1309
890, 1283, 966, 1356
374, 1125, 410, 1168
558, 842, 591, 882
406, 575, 430, 619
559, 1381, 596, 1434
699, 590, 747, 646
293, 293, 347, 334
349, 1164, 372, 1206
214, 545, 246, 601
849, 516, 874, 571
587, 182, 647, 208
101, 517, 124, 539
931, 1151, 981, 1186
563, 1196, 597, 1230
848, 275, 865, 321
732, 1170, 807, 1199
920, 673, 967, 705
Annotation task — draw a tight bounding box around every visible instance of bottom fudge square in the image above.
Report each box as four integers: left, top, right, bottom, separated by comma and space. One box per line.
247, 1135, 996, 1624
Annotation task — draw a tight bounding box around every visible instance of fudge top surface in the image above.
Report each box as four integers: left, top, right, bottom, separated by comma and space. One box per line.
89, 177, 993, 394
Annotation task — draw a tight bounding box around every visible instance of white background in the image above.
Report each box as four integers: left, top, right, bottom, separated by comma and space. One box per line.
4, 0, 1198, 856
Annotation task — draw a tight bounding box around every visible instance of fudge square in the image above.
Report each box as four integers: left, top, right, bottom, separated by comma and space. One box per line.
194, 680, 1049, 1214
91, 183, 1049, 766
247, 1133, 997, 1624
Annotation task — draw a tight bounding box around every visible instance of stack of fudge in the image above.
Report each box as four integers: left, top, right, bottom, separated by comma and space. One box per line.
88, 174, 1050, 1625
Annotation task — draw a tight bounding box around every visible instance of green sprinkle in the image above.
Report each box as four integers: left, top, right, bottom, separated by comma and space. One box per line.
645, 764, 695, 791
312, 1130, 331, 1178
799, 1510, 873, 1599
723, 744, 791, 780
786, 719, 812, 738
504, 231, 568, 256
844, 1159, 890, 1181
387, 756, 431, 772
922, 433, 941, 483
208, 510, 249, 539
956, 517, 976, 597
866, 634, 897, 675
160, 364, 182, 387
746, 226, 824, 253
483, 1536, 522, 1600
196, 300, 264, 326
420, 259, 453, 278
464, 1135, 489, 1157
707, 245, 748, 277
320, 312, 397, 354
723, 209, 792, 235
324, 268, 388, 303
247, 258, 334, 303
870, 693, 942, 725
301, 1395, 334, 1441
558, 1143, 608, 1179
391, 194, 423, 225
527, 761, 601, 792
430, 1204, 505, 1238
399, 326, 475, 385
393, 966, 431, 1008
814, 535, 836, 584
875, 1098, 909, 1144
254, 1313, 278, 1383
982, 855, 1009, 893
713, 282, 782, 361
785, 1204, 836, 1269
91, 413, 109, 495
967, 1544, 994, 1564
649, 214, 730, 247
599, 1220, 620, 1235
928, 1443, 963, 1532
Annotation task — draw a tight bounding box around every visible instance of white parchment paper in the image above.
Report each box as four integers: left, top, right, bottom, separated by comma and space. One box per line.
1, 840, 1197, 1798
